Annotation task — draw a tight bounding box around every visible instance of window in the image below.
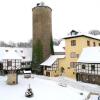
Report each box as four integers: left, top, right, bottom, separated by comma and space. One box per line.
93, 42, 96, 46
71, 40, 76, 46
91, 64, 95, 71
21, 62, 25, 65
60, 67, 65, 73
76, 54, 79, 58
82, 64, 85, 69
98, 43, 100, 46
73, 72, 75, 74
45, 67, 47, 70
87, 41, 90, 46
46, 72, 50, 76
22, 56, 25, 59
0, 63, 3, 70
27, 62, 31, 65
70, 62, 76, 68
70, 52, 76, 58
7, 60, 12, 66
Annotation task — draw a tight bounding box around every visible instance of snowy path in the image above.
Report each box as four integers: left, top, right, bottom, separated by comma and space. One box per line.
57, 77, 100, 94
0, 75, 88, 100
35, 75, 100, 94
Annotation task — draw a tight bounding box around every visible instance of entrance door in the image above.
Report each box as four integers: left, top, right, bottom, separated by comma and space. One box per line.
76, 73, 79, 81
46, 72, 50, 76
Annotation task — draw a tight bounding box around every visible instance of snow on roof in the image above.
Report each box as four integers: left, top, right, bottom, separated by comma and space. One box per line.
54, 40, 65, 53
64, 31, 100, 40
13, 48, 32, 62
59, 40, 65, 47
3, 50, 22, 60
0, 48, 22, 60
40, 55, 65, 66
53, 46, 65, 52
0, 47, 32, 62
78, 47, 100, 63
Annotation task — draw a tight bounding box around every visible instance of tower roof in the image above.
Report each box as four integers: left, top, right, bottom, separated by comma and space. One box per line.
32, 2, 52, 11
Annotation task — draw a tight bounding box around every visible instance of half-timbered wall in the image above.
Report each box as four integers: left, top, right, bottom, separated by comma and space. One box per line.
45, 60, 59, 71
76, 62, 100, 84
76, 63, 100, 75
3, 59, 21, 70
43, 60, 59, 77
21, 61, 31, 69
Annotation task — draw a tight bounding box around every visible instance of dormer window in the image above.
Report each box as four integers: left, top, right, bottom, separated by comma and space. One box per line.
70, 30, 78, 35
22, 56, 25, 59
5, 50, 8, 52
21, 50, 23, 53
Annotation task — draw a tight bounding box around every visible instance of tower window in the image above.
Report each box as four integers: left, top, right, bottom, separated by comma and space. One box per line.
71, 40, 76, 46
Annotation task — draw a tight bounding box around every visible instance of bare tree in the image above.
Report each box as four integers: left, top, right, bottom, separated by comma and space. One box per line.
89, 30, 100, 35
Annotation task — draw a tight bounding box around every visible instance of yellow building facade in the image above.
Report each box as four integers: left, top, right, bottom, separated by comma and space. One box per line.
40, 55, 65, 77
64, 35, 100, 78
41, 32, 100, 78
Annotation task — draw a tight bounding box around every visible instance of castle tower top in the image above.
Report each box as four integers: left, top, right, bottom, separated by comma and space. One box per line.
32, 2, 52, 11
37, 2, 45, 7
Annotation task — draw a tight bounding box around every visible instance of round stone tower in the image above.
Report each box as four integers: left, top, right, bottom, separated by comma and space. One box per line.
32, 2, 53, 66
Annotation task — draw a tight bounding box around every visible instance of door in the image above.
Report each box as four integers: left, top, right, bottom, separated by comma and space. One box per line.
46, 71, 50, 76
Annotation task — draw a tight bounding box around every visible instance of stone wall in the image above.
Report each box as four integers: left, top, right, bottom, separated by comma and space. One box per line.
7, 73, 18, 85
32, 6, 52, 61
76, 73, 100, 85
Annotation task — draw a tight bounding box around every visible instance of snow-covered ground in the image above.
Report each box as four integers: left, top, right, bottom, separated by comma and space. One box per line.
0, 75, 99, 100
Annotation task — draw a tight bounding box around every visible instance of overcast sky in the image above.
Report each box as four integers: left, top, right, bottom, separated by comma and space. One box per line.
0, 0, 100, 42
